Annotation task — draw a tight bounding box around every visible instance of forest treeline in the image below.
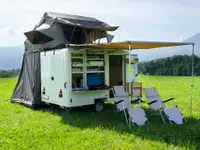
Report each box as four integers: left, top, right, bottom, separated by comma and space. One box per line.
139, 55, 200, 76
0, 69, 20, 78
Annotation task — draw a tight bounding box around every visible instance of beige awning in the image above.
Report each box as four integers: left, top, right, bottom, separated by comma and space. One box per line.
69, 41, 194, 50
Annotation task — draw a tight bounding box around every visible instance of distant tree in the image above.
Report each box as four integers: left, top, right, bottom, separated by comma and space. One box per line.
182, 66, 187, 76
139, 55, 200, 76
186, 64, 191, 76
175, 64, 183, 76
0, 71, 12, 78
10, 68, 21, 76
195, 64, 200, 76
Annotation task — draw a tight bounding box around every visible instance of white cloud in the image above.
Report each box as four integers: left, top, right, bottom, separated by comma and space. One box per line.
0, 26, 27, 46
179, 36, 187, 42
3, 26, 15, 35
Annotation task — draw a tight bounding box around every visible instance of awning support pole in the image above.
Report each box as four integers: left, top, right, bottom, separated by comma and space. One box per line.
190, 44, 195, 116
128, 42, 132, 129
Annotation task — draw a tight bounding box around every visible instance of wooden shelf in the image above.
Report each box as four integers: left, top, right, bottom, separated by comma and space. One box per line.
72, 65, 83, 67
72, 72, 83, 74
72, 57, 83, 59
87, 71, 104, 73
86, 58, 104, 60
87, 65, 104, 67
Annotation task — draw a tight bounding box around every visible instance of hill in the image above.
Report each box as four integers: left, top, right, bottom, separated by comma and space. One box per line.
134, 33, 200, 62
0, 46, 23, 70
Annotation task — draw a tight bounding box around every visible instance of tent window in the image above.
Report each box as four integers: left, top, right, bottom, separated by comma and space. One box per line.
24, 31, 54, 44
87, 30, 107, 43
62, 26, 86, 44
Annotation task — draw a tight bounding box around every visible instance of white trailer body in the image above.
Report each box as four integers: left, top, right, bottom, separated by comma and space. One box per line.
40, 48, 140, 109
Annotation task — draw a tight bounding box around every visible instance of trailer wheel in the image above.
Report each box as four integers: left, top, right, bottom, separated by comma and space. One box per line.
93, 100, 104, 112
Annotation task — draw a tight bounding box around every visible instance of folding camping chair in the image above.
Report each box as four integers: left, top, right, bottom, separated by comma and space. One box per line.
143, 87, 186, 125
113, 85, 148, 126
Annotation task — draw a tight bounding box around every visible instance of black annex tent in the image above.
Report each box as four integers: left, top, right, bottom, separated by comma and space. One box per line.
11, 12, 119, 109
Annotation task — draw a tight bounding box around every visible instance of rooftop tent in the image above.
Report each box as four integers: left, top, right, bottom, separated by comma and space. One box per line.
23, 13, 118, 47
11, 12, 119, 109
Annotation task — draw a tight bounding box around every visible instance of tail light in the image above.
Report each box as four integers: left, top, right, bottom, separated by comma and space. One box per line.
58, 89, 63, 98
42, 87, 45, 95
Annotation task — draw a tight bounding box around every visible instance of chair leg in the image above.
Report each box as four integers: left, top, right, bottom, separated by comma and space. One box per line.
169, 119, 173, 124
64, 108, 73, 115
138, 100, 142, 107
122, 102, 128, 124
159, 110, 166, 124
146, 115, 150, 124
184, 117, 187, 123
123, 109, 128, 124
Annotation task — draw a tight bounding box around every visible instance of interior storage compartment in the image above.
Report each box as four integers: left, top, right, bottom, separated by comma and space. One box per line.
71, 54, 83, 73
86, 54, 105, 90
72, 74, 83, 91
87, 73, 106, 90
71, 53, 107, 91
71, 53, 84, 91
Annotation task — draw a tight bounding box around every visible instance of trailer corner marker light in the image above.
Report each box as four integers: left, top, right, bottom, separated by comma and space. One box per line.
58, 89, 63, 98
42, 87, 45, 95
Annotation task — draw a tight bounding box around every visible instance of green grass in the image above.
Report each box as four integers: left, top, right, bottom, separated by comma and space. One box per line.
0, 76, 200, 150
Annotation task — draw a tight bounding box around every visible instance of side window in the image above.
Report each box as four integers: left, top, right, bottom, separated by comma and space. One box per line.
62, 26, 86, 44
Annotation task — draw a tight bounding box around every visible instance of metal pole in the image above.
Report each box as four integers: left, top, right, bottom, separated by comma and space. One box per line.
128, 42, 132, 129
190, 44, 195, 116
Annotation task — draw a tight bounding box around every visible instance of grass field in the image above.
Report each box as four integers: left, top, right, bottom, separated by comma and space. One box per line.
0, 76, 200, 150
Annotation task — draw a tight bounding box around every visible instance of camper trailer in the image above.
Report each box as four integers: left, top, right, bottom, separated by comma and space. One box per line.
40, 48, 141, 111
11, 12, 193, 116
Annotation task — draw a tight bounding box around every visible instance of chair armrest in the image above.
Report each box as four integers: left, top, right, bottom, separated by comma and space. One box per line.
131, 99, 141, 103
115, 100, 124, 104
148, 100, 158, 105
163, 98, 174, 103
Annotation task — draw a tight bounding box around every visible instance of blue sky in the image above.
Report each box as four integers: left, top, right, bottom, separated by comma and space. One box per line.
0, 0, 200, 46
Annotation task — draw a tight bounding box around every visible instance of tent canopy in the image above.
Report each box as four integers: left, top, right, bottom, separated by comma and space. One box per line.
69, 41, 195, 50
37, 12, 119, 31
24, 12, 119, 46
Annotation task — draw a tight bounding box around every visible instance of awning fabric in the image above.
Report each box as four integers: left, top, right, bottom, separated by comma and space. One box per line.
69, 41, 194, 50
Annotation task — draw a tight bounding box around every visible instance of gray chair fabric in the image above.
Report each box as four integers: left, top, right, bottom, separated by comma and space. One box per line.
113, 86, 148, 126
144, 87, 185, 125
